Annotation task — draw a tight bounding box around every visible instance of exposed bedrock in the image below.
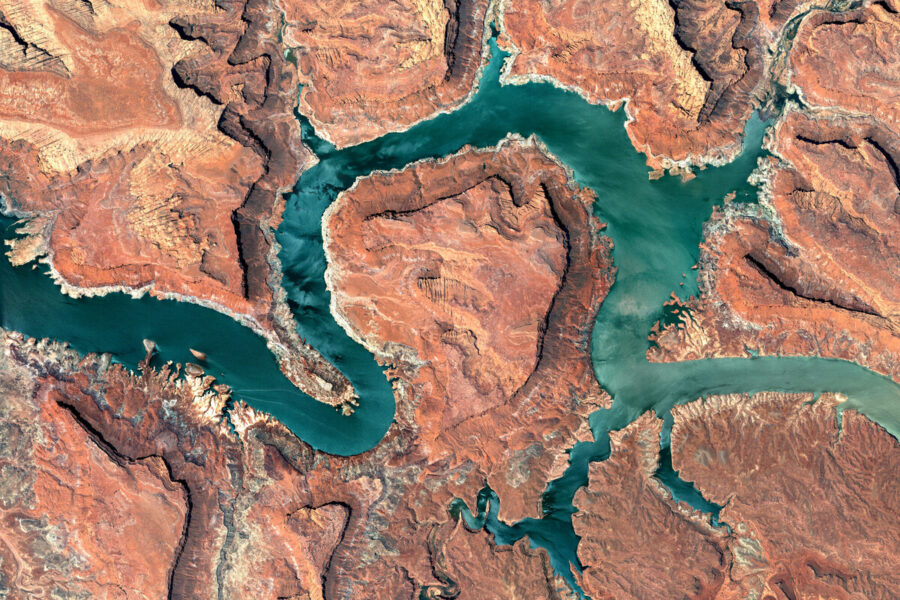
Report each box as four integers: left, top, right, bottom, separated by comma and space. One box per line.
419, 519, 564, 599
0, 137, 617, 599
0, 332, 351, 600
573, 392, 900, 599
649, 111, 899, 378
572, 413, 729, 599
324, 136, 612, 473
7, 330, 897, 599
790, 0, 900, 131
649, 0, 899, 378
0, 342, 187, 600
495, 0, 867, 172
280, 0, 490, 147
0, 0, 297, 308
1, 1, 898, 599
317, 137, 615, 597
672, 392, 900, 599
0, 0, 357, 408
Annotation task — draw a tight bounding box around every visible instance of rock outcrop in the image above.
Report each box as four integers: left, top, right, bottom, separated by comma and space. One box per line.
0, 332, 351, 599
649, 1, 900, 378
496, 0, 864, 172
1, 0, 898, 598
282, 0, 490, 147
672, 392, 900, 599
0, 0, 357, 409
316, 137, 614, 597
0, 341, 187, 599
572, 413, 728, 599
0, 137, 616, 599
573, 392, 900, 599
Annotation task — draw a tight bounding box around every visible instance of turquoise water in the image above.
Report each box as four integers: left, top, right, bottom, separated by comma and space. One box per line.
1, 33, 897, 596
0, 229, 391, 452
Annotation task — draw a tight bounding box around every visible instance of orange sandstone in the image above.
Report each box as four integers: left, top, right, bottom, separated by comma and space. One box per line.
572, 413, 728, 600
572, 393, 900, 599
317, 138, 615, 597
282, 0, 490, 146
0, 347, 186, 599
0, 0, 356, 408
649, 0, 899, 377
1, 332, 353, 599
672, 392, 900, 599
649, 113, 899, 379
0, 136, 618, 599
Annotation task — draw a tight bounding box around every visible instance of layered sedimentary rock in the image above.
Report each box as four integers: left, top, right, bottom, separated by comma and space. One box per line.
0, 0, 357, 408
496, 0, 852, 171
572, 412, 728, 599
0, 137, 615, 599
790, 0, 900, 130
649, 0, 900, 378
327, 140, 569, 433
0, 332, 351, 600
0, 342, 187, 599
572, 392, 900, 599
1, 0, 897, 598
420, 520, 564, 600
281, 0, 489, 146
317, 137, 615, 597
672, 392, 900, 599
649, 113, 900, 378
0, 0, 274, 307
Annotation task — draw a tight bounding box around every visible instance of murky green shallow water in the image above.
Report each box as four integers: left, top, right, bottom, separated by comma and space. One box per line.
1, 35, 897, 595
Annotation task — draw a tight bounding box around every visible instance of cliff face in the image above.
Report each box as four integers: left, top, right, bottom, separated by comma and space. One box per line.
317, 138, 614, 597
0, 332, 351, 600
0, 0, 898, 598
325, 141, 570, 431
495, 0, 855, 172
790, 1, 900, 130
0, 0, 365, 408
0, 137, 616, 599
650, 2, 899, 377
7, 329, 897, 599
573, 392, 900, 599
0, 0, 301, 311
0, 344, 187, 599
572, 413, 729, 599
282, 0, 490, 147
671, 393, 900, 599
423, 520, 562, 600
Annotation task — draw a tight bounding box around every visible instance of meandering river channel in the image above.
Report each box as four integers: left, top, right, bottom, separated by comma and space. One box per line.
1, 34, 897, 595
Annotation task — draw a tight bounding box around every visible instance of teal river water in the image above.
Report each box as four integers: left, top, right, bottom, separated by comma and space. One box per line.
1, 36, 897, 595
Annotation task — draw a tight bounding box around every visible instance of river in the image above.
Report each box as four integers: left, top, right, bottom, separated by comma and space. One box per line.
1, 34, 897, 596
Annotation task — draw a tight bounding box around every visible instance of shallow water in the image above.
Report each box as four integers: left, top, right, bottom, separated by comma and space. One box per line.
0, 34, 897, 595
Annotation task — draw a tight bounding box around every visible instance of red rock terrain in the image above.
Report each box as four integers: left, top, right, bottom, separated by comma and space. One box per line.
496, 0, 857, 172
0, 0, 898, 598
572, 413, 729, 599
0, 344, 187, 599
327, 139, 569, 432
0, 138, 616, 598
672, 392, 900, 599
0, 0, 358, 408
418, 519, 565, 599
649, 0, 900, 379
0, 332, 352, 599
281, 0, 490, 147
7, 329, 897, 599
0, 0, 276, 308
790, 0, 900, 131
317, 137, 615, 597
573, 392, 900, 599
